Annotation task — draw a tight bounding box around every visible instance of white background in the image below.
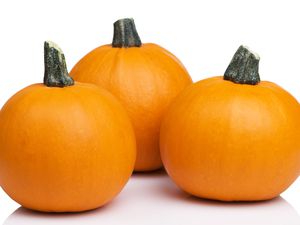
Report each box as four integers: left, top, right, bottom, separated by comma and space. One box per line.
1, 0, 300, 224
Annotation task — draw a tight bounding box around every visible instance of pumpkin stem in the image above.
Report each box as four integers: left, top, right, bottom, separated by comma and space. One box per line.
44, 41, 74, 87
112, 18, 142, 48
224, 45, 260, 85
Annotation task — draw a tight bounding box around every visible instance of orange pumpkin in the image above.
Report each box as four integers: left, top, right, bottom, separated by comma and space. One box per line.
160, 46, 300, 201
70, 18, 192, 171
0, 41, 136, 212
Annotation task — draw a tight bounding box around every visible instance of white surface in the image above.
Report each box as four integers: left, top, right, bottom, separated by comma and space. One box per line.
1, 0, 300, 224
1, 171, 300, 225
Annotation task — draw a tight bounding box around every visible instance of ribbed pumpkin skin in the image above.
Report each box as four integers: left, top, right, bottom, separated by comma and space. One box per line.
0, 82, 136, 212
160, 76, 300, 201
70, 43, 192, 171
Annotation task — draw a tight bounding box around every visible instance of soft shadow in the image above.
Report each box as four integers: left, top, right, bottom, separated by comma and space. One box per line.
3, 175, 300, 225
132, 168, 166, 178
3, 206, 106, 225
159, 177, 279, 206
159, 177, 300, 224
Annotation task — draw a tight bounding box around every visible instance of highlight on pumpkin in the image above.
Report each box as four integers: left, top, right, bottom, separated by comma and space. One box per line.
70, 18, 193, 172
0, 41, 136, 212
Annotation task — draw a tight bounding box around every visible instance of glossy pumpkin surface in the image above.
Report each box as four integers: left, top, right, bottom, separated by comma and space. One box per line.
160, 47, 300, 201
70, 19, 192, 171
0, 42, 136, 212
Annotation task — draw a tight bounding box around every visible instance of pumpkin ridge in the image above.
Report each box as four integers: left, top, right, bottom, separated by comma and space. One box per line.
106, 48, 123, 92
71, 46, 105, 77
141, 45, 191, 84
93, 48, 120, 86
144, 44, 190, 74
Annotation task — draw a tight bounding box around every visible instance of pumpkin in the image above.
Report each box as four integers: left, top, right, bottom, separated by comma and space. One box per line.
0, 41, 136, 212
160, 46, 300, 201
70, 18, 192, 171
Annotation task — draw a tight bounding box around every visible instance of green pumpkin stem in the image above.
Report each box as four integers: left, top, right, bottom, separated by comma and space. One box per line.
112, 18, 142, 48
44, 41, 74, 87
224, 45, 260, 85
